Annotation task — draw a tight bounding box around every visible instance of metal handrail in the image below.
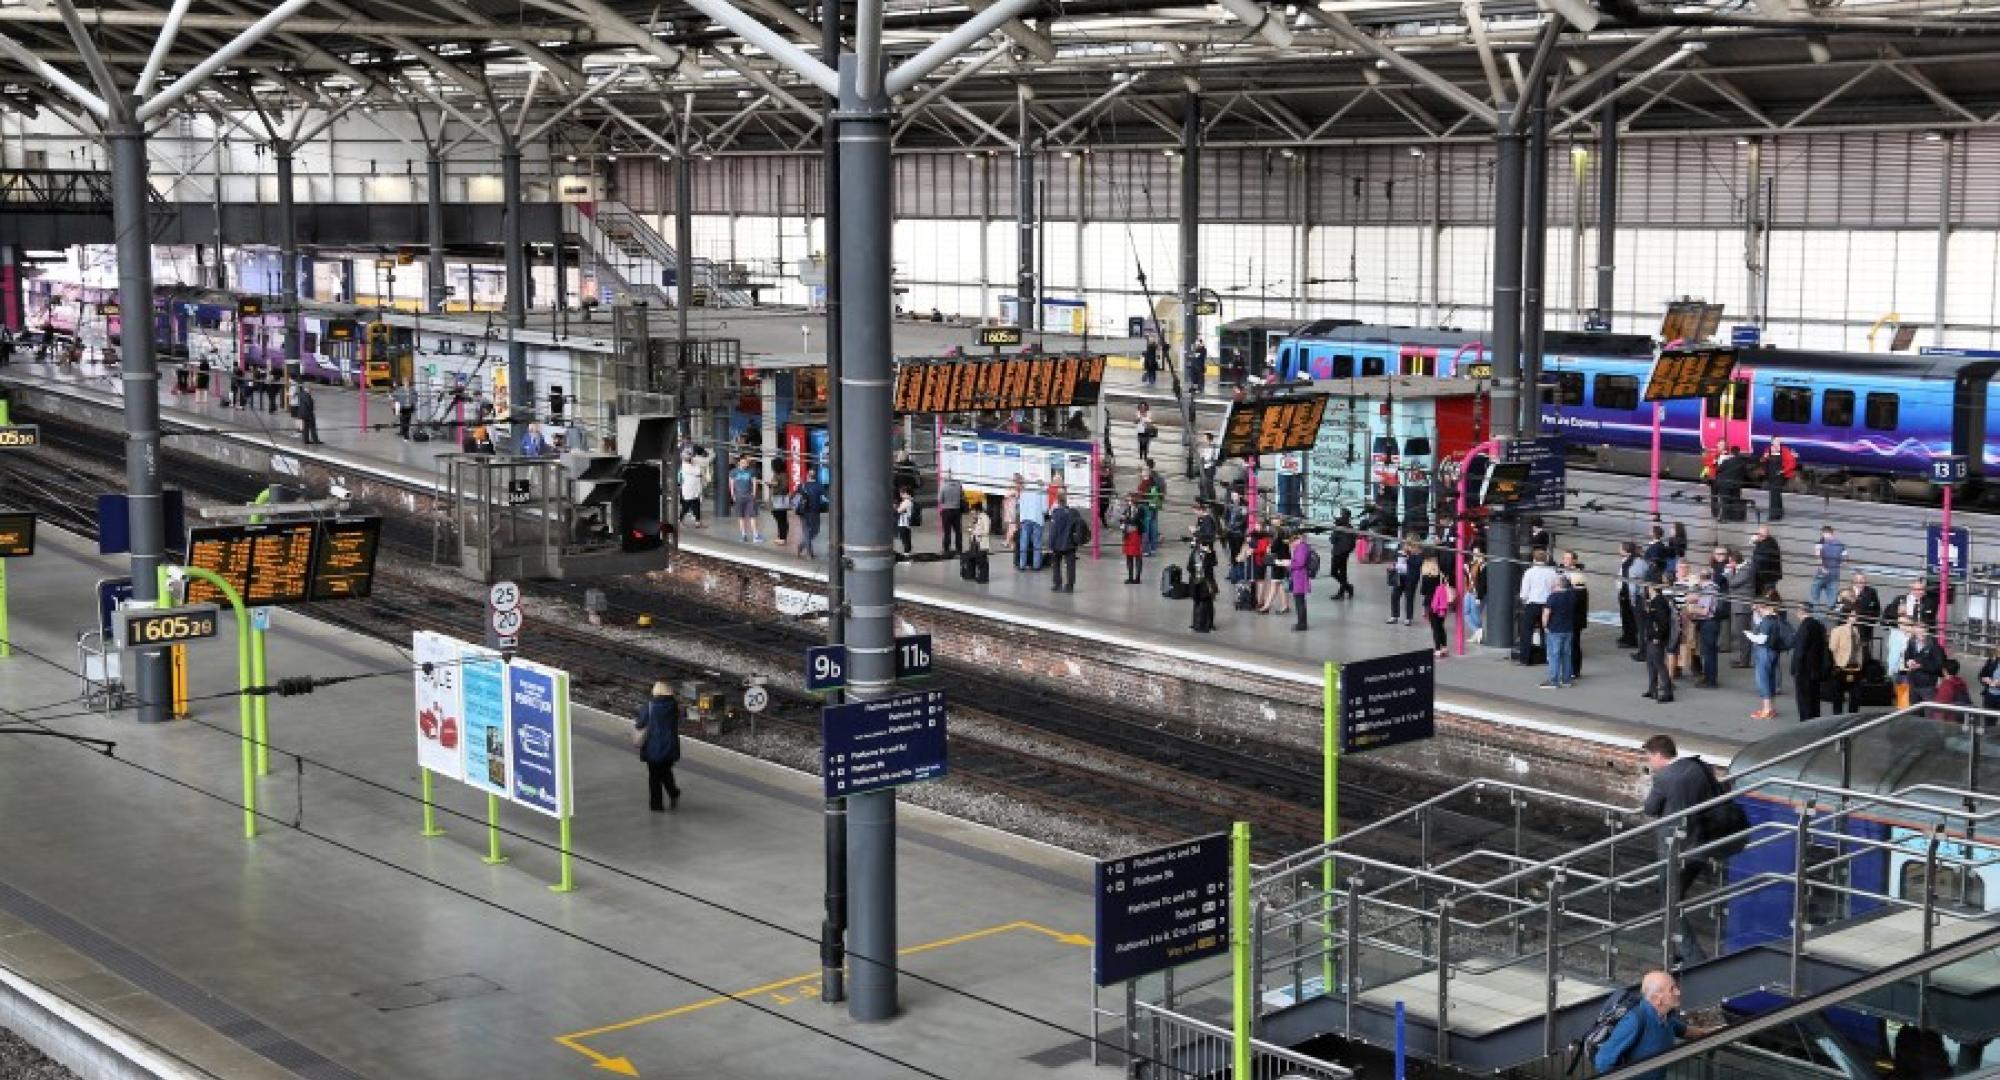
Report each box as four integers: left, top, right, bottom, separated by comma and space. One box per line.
1132, 1001, 1355, 1079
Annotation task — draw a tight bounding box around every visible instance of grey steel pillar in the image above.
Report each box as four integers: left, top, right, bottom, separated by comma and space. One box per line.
427, 156, 448, 313
1595, 88, 1618, 323
0, 245, 21, 331
111, 112, 169, 723
1487, 108, 1526, 652
836, 53, 898, 1024
501, 139, 530, 445
676, 124, 694, 345
1935, 134, 1953, 346
213, 136, 227, 291
1016, 83, 1037, 332
276, 141, 301, 375
1521, 84, 1549, 426
552, 239, 566, 318
820, 0, 848, 1008
1178, 90, 1201, 480
1743, 137, 1764, 326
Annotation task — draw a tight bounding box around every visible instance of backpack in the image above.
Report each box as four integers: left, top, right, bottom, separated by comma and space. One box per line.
1695, 762, 1752, 862
1773, 616, 1798, 652
1069, 513, 1091, 549
1304, 545, 1322, 579
1161, 563, 1189, 599
1569, 988, 1644, 1076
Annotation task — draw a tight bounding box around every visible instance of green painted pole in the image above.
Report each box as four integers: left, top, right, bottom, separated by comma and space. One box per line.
0, 559, 10, 659
419, 769, 445, 837
250, 625, 269, 775
1324, 661, 1340, 996
165, 566, 254, 838
1231, 820, 1253, 1080
482, 793, 506, 865
549, 673, 575, 893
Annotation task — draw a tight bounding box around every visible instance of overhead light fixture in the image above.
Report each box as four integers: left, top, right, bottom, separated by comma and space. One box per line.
1925, 130, 1946, 142
1410, 146, 1425, 157
607, 153, 618, 161
660, 154, 672, 162
1734, 136, 1748, 145
1534, 0, 1602, 32
964, 152, 978, 159
1061, 150, 1073, 158
565, 153, 577, 162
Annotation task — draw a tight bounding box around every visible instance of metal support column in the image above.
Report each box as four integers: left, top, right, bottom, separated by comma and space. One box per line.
1936, 134, 1953, 346
1016, 82, 1037, 332
1487, 108, 1526, 651
836, 53, 899, 1023
819, 0, 849, 1008
427, 156, 448, 313
1743, 137, 1764, 326
1595, 87, 1618, 323
276, 141, 301, 373
501, 139, 530, 445
112, 111, 169, 723
213, 134, 227, 290
1178, 90, 1201, 481
1522, 84, 1549, 417
676, 113, 695, 344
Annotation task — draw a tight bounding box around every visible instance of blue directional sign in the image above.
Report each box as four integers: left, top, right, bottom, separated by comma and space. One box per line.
1731, 324, 1762, 347
1338, 649, 1436, 754
1930, 455, 1968, 486
1503, 437, 1566, 512
805, 644, 848, 692
1093, 832, 1231, 986
894, 633, 934, 680
96, 577, 134, 638
1927, 525, 1971, 583
820, 689, 949, 799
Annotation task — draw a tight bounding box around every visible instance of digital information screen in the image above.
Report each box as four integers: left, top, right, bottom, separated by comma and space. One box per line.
310, 517, 383, 600
185, 517, 382, 606
976, 326, 1023, 347
1644, 349, 1739, 402
0, 511, 35, 557
1218, 395, 1330, 458
892, 354, 1108, 415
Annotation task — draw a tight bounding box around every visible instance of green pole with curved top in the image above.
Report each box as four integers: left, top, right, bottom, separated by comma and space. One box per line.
158, 565, 255, 838
251, 626, 269, 775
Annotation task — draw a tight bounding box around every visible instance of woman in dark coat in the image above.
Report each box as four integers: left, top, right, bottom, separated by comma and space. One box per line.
1791, 614, 1834, 721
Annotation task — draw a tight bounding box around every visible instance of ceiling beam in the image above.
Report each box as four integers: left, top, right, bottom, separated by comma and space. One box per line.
0, 6, 592, 42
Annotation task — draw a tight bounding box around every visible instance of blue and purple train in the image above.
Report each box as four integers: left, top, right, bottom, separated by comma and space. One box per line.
1272, 325, 2000, 504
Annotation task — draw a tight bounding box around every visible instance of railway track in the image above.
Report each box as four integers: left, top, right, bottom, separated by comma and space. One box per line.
6, 408, 1611, 865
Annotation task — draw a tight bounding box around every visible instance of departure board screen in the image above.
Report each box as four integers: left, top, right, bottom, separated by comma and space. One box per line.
310, 517, 383, 600
0, 511, 35, 557
186, 522, 317, 605
1644, 350, 1739, 402
891, 355, 1109, 415
1219, 395, 1330, 458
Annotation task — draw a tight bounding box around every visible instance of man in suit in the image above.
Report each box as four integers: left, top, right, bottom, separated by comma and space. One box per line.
296, 385, 322, 444
1642, 735, 1717, 962
1046, 496, 1083, 593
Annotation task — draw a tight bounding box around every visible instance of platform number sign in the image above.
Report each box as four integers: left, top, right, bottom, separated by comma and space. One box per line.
1930, 456, 1968, 486
806, 644, 848, 692
895, 634, 934, 680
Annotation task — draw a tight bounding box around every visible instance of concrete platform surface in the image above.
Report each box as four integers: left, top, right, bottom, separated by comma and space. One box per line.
0, 528, 1110, 1079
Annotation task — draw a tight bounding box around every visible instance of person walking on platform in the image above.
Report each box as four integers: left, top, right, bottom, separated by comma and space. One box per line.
1328, 510, 1356, 600
767, 462, 792, 547
1617, 542, 1644, 650
893, 488, 915, 556
1902, 622, 1946, 703
1141, 338, 1160, 388
1016, 477, 1048, 571
1386, 540, 1420, 626
729, 454, 765, 545
1849, 570, 1882, 655
795, 474, 826, 559
1825, 603, 1865, 713
1811, 526, 1845, 616
296, 385, 322, 444
1189, 539, 1219, 633
962, 498, 992, 582
1139, 459, 1165, 555
1047, 495, 1083, 592
1197, 431, 1220, 504
1541, 574, 1578, 688
1518, 548, 1561, 667
1289, 533, 1315, 631
1118, 492, 1145, 584
1750, 525, 1783, 596
1763, 437, 1796, 522
1562, 551, 1590, 679
1640, 736, 1725, 964
195, 357, 212, 404
1134, 402, 1156, 462
1792, 612, 1834, 720
1746, 598, 1787, 720
1465, 550, 1488, 643
1094, 464, 1114, 528
1725, 550, 1757, 669
1420, 553, 1450, 656
677, 449, 708, 529
1594, 971, 1716, 1080
393, 381, 414, 440
1689, 569, 1725, 688
633, 681, 682, 811
1642, 584, 1677, 702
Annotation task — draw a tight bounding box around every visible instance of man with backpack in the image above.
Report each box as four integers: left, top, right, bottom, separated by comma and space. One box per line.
1587, 971, 1718, 1080
1046, 496, 1086, 593
1641, 734, 1745, 964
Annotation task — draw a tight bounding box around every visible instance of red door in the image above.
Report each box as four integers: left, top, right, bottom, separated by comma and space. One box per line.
1700, 373, 1754, 452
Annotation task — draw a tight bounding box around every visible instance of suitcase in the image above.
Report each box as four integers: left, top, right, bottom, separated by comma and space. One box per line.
1854, 680, 1896, 707
1720, 496, 1747, 523
1234, 582, 1257, 611
972, 551, 990, 584
959, 553, 976, 580
1161, 564, 1190, 600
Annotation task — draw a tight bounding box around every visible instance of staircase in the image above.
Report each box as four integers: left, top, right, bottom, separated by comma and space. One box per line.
563, 201, 756, 311
1129, 705, 2000, 1078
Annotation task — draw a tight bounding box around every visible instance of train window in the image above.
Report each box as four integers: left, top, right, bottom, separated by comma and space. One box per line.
1773, 386, 1813, 424
1361, 355, 1385, 377
1554, 372, 1585, 407
1594, 374, 1640, 411
1865, 393, 1900, 431
1900, 861, 1985, 908
1332, 355, 1354, 379
1822, 390, 1855, 427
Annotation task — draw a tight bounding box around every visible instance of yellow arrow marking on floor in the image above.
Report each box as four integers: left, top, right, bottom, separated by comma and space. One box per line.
554, 921, 1091, 1075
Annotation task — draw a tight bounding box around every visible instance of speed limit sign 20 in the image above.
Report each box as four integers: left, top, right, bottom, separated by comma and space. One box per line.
491, 607, 524, 636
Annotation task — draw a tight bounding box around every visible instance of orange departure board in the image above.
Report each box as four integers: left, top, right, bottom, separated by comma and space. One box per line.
1644, 349, 1739, 402
310, 517, 382, 601
1219, 395, 1330, 458
891, 355, 1109, 415
0, 511, 35, 557
186, 522, 317, 606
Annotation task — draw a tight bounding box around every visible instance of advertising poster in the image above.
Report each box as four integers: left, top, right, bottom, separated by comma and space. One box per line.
507, 659, 569, 819
412, 631, 465, 781
459, 645, 510, 799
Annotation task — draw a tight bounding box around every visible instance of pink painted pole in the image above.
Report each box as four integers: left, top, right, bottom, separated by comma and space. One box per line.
935, 416, 946, 550
359, 369, 369, 430
1455, 438, 1504, 657
1941, 482, 1953, 646
1649, 402, 1664, 517
1246, 462, 1260, 531
1089, 444, 1102, 559
1448, 341, 1484, 377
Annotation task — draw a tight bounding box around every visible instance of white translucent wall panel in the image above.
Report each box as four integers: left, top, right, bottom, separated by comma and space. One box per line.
691, 216, 733, 261
1945, 231, 1999, 349
1042, 222, 1080, 292
1889, 230, 1940, 326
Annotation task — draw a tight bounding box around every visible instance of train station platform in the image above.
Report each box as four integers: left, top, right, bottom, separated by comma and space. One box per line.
0, 360, 1820, 767
0, 526, 1107, 1079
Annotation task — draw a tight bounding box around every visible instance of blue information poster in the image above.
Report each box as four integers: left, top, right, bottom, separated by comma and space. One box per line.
460, 647, 509, 798
507, 659, 569, 819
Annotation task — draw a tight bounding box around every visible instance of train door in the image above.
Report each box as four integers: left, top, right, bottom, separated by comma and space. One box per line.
1702, 373, 1754, 452
1401, 348, 1437, 377
1950, 361, 2000, 481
